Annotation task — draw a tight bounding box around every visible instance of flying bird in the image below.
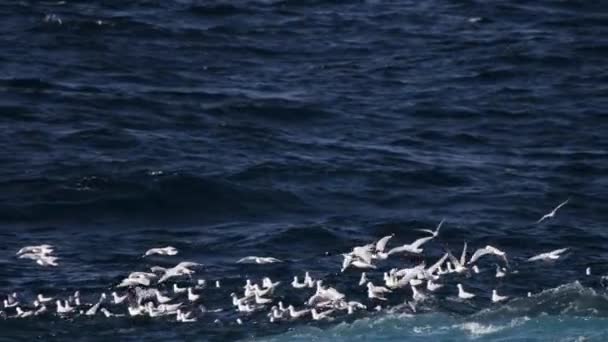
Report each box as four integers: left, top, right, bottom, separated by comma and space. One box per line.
536, 199, 569, 224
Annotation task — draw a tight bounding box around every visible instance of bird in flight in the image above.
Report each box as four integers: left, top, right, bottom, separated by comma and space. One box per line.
536, 199, 569, 224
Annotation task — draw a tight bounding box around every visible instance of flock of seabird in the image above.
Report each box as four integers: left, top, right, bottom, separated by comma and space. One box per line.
1, 199, 589, 325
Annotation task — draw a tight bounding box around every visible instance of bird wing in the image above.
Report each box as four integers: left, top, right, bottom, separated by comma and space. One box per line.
427, 253, 448, 274
551, 247, 569, 256
411, 235, 434, 250
460, 242, 468, 266
375, 235, 394, 252
237, 257, 256, 263
415, 229, 435, 236
468, 247, 489, 265
353, 247, 373, 264
536, 214, 551, 224
446, 249, 462, 268
554, 199, 569, 212
387, 245, 409, 255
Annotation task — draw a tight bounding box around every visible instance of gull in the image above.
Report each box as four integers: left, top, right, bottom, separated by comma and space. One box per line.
17, 252, 59, 266
173, 283, 187, 294
144, 246, 178, 257
237, 256, 282, 264
117, 276, 150, 288
112, 292, 127, 304
36, 255, 59, 267
496, 265, 506, 278
254, 284, 275, 297
34, 303, 47, 316
492, 289, 508, 303
345, 301, 367, 315
236, 317, 243, 325
468, 245, 509, 266
457, 284, 475, 299
176, 309, 197, 323
341, 254, 376, 272
375, 234, 395, 253
4, 293, 19, 308
316, 281, 345, 300
367, 282, 392, 301
288, 305, 309, 319
425, 253, 449, 279
17, 244, 54, 255
304, 272, 315, 288
56, 300, 74, 314
268, 306, 284, 320
527, 248, 569, 262
157, 262, 201, 283
351, 245, 374, 264
157, 302, 182, 312
16, 307, 34, 318
262, 277, 280, 289
85, 293, 106, 316
215, 280, 221, 288
128, 305, 145, 316
527, 292, 532, 297
195, 279, 206, 289
85, 302, 101, 316
237, 302, 255, 313
155, 290, 173, 304
100, 308, 124, 318
447, 248, 467, 273
411, 284, 427, 302
187, 288, 200, 302
427, 279, 443, 292
472, 265, 480, 273
359, 272, 368, 286
387, 235, 434, 255
291, 276, 307, 289
254, 293, 272, 305
37, 294, 53, 303
311, 308, 334, 321
586, 267, 591, 276
416, 219, 445, 237
410, 278, 423, 286
230, 293, 248, 307
536, 199, 569, 224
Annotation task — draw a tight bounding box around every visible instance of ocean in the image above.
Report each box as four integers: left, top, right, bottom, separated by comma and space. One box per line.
1, 0, 607, 340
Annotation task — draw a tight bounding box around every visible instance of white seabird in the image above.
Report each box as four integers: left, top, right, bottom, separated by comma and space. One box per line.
367, 282, 392, 301
144, 246, 178, 257
457, 284, 475, 299
416, 219, 445, 237
527, 248, 569, 262
387, 235, 434, 255
311, 308, 334, 320
536, 199, 569, 224
291, 276, 307, 289
359, 272, 368, 286
375, 234, 395, 253
468, 245, 509, 266
236, 256, 282, 264
492, 289, 509, 303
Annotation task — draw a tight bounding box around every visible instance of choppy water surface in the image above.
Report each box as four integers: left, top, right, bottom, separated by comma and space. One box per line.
1, 0, 607, 340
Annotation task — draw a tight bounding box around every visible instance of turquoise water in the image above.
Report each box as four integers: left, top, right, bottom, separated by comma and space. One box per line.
255, 283, 608, 342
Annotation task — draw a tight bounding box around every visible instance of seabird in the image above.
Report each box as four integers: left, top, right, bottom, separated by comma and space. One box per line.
236, 256, 282, 264
536, 199, 569, 224
491, 289, 508, 303
144, 246, 178, 257
457, 284, 475, 299
527, 248, 569, 262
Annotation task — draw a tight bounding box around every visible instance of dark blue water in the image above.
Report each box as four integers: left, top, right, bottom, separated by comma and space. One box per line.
1, 0, 608, 340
